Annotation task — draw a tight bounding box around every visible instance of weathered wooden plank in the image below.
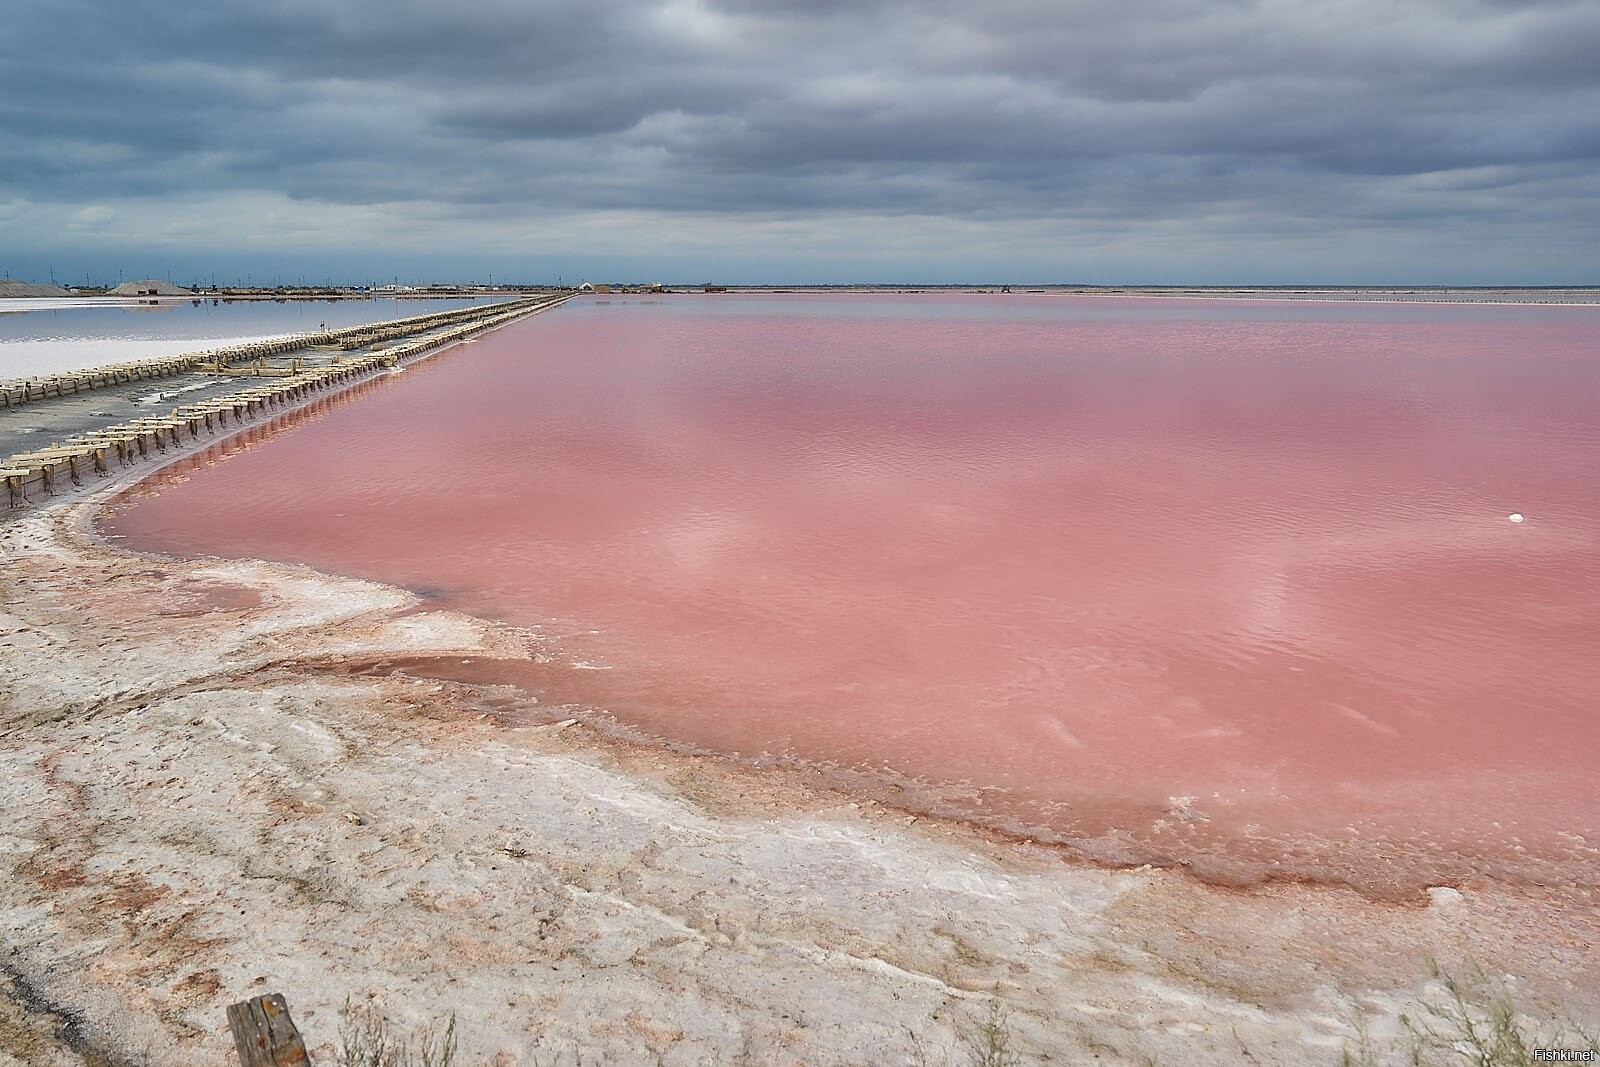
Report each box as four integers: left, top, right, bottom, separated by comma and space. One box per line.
226, 993, 312, 1067
6, 447, 99, 460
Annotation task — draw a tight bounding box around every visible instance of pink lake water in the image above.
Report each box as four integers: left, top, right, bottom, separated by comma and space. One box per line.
104, 294, 1600, 896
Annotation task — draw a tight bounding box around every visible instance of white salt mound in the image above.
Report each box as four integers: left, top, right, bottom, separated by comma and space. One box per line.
0, 278, 74, 298
106, 278, 192, 296
1427, 886, 1464, 907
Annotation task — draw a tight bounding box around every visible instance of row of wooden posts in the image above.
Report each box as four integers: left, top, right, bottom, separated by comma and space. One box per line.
1, 298, 556, 508
0, 296, 552, 410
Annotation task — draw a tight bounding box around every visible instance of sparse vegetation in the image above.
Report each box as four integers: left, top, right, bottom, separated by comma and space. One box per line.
959, 998, 1019, 1067
902, 961, 1598, 1067
909, 997, 1023, 1067
1343, 957, 1600, 1066
337, 999, 459, 1067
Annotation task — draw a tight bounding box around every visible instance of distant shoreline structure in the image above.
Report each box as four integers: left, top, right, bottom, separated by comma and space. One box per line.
597, 283, 1600, 305
0, 278, 539, 301
5, 278, 1598, 304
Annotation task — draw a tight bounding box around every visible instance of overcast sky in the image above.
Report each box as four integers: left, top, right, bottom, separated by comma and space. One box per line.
3, 0, 1598, 284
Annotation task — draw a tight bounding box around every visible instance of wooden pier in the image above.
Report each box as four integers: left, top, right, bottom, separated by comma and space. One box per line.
1, 294, 567, 509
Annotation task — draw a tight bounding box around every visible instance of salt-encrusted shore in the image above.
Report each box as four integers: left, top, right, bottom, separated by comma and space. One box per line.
1, 493, 1597, 1065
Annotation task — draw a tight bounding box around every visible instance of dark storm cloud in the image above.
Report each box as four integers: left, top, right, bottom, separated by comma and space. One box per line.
3, 0, 1597, 249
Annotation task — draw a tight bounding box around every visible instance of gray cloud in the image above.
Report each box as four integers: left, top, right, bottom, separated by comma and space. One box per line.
2, 0, 1597, 279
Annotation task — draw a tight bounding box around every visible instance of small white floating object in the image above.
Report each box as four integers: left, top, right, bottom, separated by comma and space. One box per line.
1508, 513, 1525, 523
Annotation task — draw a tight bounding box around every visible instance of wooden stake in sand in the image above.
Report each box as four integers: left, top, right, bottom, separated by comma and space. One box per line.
226, 993, 312, 1067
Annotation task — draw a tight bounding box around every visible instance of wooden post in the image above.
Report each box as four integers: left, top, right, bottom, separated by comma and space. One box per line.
226, 993, 312, 1066
2, 470, 27, 508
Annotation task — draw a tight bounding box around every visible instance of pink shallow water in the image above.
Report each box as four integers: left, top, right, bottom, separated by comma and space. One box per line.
105, 294, 1600, 893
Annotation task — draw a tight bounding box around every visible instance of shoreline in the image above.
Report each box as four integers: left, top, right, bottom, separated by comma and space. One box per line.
3, 457, 1598, 1061
13, 286, 1600, 312
650, 286, 1600, 306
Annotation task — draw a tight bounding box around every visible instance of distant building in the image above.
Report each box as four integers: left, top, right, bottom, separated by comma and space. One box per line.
592, 283, 613, 294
